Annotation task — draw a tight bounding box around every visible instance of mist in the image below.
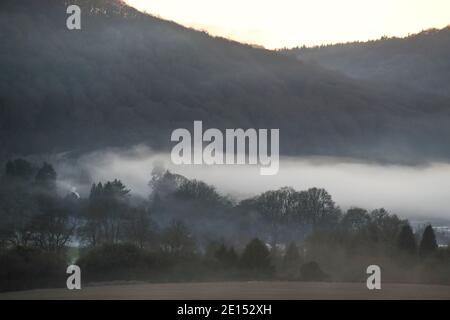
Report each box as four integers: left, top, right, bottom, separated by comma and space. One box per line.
55, 145, 450, 221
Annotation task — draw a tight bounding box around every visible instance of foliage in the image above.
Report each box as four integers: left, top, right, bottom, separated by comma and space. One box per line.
1, 159, 450, 290
299, 261, 329, 281
0, 246, 66, 292
239, 238, 272, 275
419, 225, 438, 257
397, 224, 417, 255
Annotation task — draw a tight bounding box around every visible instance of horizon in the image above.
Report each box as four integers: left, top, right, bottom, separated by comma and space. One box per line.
125, 0, 450, 49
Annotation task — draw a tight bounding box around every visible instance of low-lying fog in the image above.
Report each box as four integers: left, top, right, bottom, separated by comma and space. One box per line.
55, 146, 450, 221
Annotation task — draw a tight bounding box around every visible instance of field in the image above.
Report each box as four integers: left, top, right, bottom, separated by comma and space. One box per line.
1, 281, 450, 300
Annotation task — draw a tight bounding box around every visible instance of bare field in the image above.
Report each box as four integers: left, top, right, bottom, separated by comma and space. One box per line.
1, 281, 450, 300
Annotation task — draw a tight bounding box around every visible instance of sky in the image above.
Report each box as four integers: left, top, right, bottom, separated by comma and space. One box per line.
125, 0, 450, 49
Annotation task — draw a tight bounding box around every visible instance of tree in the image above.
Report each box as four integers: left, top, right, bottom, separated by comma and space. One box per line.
4, 159, 34, 181
175, 179, 226, 206
34, 162, 57, 191
0, 160, 37, 247
283, 241, 301, 267
419, 225, 438, 257
368, 208, 403, 243
28, 196, 74, 254
245, 187, 298, 245
80, 180, 131, 246
161, 220, 195, 256
297, 188, 341, 228
397, 224, 417, 255
239, 238, 271, 273
149, 168, 187, 201
341, 208, 370, 232
214, 243, 238, 268
123, 206, 157, 249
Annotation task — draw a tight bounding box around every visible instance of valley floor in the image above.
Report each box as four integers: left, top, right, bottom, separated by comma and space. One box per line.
1, 281, 450, 300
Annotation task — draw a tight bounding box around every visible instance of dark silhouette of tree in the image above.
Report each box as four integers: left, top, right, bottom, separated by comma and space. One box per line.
283, 241, 301, 267
123, 206, 157, 249
367, 208, 403, 243
239, 238, 271, 273
4, 159, 34, 181
397, 224, 417, 255
214, 243, 238, 268
419, 225, 438, 257
161, 220, 195, 256
28, 195, 74, 254
80, 180, 130, 246
175, 180, 223, 204
34, 162, 56, 191
149, 168, 187, 201
248, 187, 297, 245
341, 207, 370, 232
297, 188, 341, 228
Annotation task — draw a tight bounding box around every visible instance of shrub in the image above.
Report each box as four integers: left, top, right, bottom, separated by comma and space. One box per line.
299, 261, 329, 281
0, 246, 66, 292
77, 243, 159, 281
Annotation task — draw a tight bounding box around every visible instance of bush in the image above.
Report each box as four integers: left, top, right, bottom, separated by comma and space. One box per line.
299, 261, 329, 281
0, 246, 66, 292
77, 243, 158, 281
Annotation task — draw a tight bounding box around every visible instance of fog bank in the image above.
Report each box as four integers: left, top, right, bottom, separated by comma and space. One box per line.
56, 146, 450, 220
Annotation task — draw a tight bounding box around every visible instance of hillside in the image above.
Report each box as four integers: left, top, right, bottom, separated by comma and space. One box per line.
1, 0, 450, 163
285, 27, 450, 97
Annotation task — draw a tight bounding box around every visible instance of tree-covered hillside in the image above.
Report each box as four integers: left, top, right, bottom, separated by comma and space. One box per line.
285, 27, 450, 97
1, 0, 449, 164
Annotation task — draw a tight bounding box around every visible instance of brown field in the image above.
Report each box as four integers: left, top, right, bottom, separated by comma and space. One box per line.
1, 281, 450, 300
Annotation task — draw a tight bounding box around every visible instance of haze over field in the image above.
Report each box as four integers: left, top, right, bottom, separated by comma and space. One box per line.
52, 146, 450, 220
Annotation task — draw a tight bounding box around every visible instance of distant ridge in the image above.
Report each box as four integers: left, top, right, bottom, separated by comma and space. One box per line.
284, 26, 450, 97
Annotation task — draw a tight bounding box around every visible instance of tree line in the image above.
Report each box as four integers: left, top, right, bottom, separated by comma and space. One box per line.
0, 159, 449, 291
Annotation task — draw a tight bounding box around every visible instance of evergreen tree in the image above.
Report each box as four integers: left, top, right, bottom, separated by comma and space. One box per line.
419, 225, 438, 257
397, 224, 417, 255
239, 238, 271, 272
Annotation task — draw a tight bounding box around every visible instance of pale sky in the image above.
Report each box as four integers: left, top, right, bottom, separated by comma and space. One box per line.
125, 0, 450, 49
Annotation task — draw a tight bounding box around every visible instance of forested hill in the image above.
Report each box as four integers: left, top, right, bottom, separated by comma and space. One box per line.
1, 0, 450, 163
285, 27, 450, 97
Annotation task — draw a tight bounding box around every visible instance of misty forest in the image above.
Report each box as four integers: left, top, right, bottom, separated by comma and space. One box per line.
1, 159, 450, 291
1, 0, 450, 293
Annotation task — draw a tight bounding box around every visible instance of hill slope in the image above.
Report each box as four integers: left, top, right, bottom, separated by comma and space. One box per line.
1, 0, 449, 163
285, 28, 450, 97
